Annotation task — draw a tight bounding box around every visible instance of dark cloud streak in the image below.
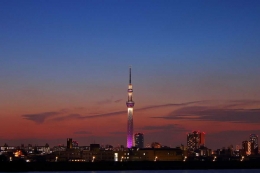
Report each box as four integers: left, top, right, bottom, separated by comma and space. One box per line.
50, 101, 204, 122
152, 106, 260, 124
22, 100, 260, 124
97, 97, 123, 105
53, 114, 81, 121
137, 100, 206, 111
21, 112, 60, 124
114, 99, 122, 103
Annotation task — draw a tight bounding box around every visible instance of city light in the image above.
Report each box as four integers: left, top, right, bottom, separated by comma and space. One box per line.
154, 156, 158, 161
240, 156, 244, 162
213, 156, 217, 162
183, 156, 187, 162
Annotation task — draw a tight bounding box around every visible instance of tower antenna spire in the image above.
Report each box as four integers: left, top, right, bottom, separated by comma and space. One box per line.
129, 66, 132, 84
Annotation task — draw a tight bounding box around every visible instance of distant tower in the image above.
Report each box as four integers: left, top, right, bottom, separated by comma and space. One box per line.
134, 133, 144, 148
126, 66, 135, 148
249, 134, 258, 155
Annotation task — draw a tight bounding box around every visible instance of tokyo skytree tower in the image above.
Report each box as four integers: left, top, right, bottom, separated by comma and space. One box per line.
126, 66, 135, 148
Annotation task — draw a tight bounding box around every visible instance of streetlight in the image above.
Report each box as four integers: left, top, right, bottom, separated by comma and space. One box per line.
183, 156, 187, 162
154, 156, 158, 161
213, 156, 217, 162
92, 156, 95, 162
240, 156, 244, 162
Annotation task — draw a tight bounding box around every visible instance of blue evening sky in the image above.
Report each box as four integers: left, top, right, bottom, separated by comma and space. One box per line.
1, 0, 260, 104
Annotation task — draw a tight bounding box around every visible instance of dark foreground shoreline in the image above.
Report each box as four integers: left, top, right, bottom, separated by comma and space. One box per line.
0, 161, 260, 172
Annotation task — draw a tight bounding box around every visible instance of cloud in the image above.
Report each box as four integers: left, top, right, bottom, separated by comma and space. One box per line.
114, 99, 122, 103
110, 99, 206, 111
74, 131, 92, 135
97, 97, 123, 105
21, 111, 60, 124
97, 98, 113, 105
21, 100, 206, 123
81, 110, 126, 119
50, 101, 204, 122
51, 110, 127, 122
52, 114, 82, 121
152, 105, 260, 124
136, 100, 206, 111
23, 100, 260, 124
217, 100, 260, 109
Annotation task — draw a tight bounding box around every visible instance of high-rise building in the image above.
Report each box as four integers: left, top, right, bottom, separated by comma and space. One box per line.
126, 66, 135, 148
200, 132, 205, 146
249, 134, 258, 155
67, 138, 72, 149
242, 141, 251, 155
134, 133, 144, 148
187, 131, 205, 150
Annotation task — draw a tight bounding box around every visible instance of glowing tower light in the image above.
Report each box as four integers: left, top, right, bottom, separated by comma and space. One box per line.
126, 66, 134, 148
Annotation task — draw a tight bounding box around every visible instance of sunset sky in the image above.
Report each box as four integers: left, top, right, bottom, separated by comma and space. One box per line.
1, 0, 260, 149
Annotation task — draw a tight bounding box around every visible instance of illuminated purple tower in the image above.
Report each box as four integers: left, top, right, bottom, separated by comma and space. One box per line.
126, 66, 134, 148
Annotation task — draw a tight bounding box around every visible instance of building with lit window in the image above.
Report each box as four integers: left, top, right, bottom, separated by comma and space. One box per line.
134, 133, 144, 148
249, 134, 258, 155
242, 141, 251, 156
187, 131, 205, 150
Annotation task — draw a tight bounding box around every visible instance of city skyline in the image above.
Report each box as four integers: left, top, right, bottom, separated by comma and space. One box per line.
1, 0, 260, 149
